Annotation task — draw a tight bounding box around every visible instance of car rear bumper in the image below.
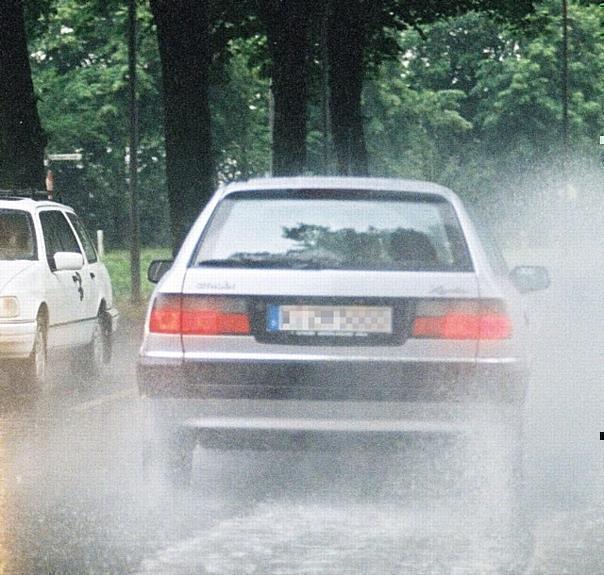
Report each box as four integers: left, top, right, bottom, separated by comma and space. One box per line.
141, 395, 523, 450
138, 358, 526, 404
0, 320, 36, 358
138, 358, 526, 449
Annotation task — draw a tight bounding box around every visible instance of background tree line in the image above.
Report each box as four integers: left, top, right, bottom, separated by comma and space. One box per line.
1, 0, 602, 250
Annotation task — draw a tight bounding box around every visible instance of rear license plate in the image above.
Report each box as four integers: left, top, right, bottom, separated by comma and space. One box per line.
266, 304, 393, 336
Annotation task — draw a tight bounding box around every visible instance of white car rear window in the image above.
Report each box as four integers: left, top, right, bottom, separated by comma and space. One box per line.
0, 210, 36, 261
193, 190, 473, 272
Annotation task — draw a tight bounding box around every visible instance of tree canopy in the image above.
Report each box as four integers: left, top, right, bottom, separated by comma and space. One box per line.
3, 0, 600, 248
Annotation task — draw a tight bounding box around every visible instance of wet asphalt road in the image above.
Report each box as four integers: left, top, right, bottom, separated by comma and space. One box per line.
1, 258, 604, 574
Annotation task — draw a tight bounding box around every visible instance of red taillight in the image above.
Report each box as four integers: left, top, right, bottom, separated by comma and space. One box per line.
412, 300, 511, 340
149, 294, 182, 334
181, 296, 250, 335
149, 295, 250, 335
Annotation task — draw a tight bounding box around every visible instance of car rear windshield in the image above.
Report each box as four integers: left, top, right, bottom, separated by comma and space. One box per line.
193, 190, 473, 272
0, 210, 36, 261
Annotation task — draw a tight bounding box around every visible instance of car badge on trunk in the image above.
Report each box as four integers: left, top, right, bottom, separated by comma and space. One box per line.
196, 281, 235, 290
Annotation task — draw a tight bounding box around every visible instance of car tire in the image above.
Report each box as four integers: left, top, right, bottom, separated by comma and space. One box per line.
18, 318, 48, 391
80, 311, 112, 378
100, 310, 113, 365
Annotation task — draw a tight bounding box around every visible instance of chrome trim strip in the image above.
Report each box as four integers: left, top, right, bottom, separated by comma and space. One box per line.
49, 316, 97, 329
143, 350, 185, 360
182, 416, 470, 434
181, 352, 477, 363
142, 350, 518, 365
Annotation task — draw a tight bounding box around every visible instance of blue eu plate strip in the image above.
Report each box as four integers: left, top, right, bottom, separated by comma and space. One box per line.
266, 305, 280, 332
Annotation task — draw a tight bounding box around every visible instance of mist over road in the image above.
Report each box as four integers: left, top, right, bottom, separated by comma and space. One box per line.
1, 250, 603, 574
518, 238, 604, 575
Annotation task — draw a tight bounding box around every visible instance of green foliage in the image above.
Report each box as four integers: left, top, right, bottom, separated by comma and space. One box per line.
365, 67, 472, 181
211, 36, 271, 181
28, 0, 170, 248
27, 0, 275, 245
362, 1, 603, 213
23, 0, 603, 246
102, 247, 170, 303
474, 0, 604, 157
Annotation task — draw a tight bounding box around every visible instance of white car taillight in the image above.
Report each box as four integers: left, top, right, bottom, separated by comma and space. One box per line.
149, 295, 250, 335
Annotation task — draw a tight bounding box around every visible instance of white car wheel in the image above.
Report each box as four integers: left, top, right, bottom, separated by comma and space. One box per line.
20, 319, 48, 390
91, 317, 104, 373
81, 313, 110, 378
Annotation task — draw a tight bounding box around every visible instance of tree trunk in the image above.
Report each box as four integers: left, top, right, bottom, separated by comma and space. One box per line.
150, 0, 213, 252
327, 0, 369, 176
260, 0, 310, 176
0, 0, 46, 189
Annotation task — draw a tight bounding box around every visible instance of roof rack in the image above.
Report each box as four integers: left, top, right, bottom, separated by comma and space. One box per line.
0, 189, 50, 200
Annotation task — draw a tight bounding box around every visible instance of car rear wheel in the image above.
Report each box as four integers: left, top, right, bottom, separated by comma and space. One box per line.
79, 311, 112, 378
13, 318, 48, 391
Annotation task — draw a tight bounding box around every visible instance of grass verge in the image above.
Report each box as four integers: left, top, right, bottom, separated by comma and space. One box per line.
102, 248, 171, 322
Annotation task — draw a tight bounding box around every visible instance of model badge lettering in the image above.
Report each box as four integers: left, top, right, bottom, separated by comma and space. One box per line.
430, 285, 468, 296
196, 281, 235, 290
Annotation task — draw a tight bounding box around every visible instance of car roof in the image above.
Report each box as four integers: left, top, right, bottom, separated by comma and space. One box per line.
0, 196, 72, 212
218, 176, 457, 202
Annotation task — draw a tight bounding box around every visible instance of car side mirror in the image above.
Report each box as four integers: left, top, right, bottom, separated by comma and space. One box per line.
510, 265, 550, 293
148, 260, 173, 283
53, 251, 84, 272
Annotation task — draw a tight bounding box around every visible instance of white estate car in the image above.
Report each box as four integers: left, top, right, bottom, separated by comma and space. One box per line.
138, 177, 549, 485
0, 190, 118, 388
